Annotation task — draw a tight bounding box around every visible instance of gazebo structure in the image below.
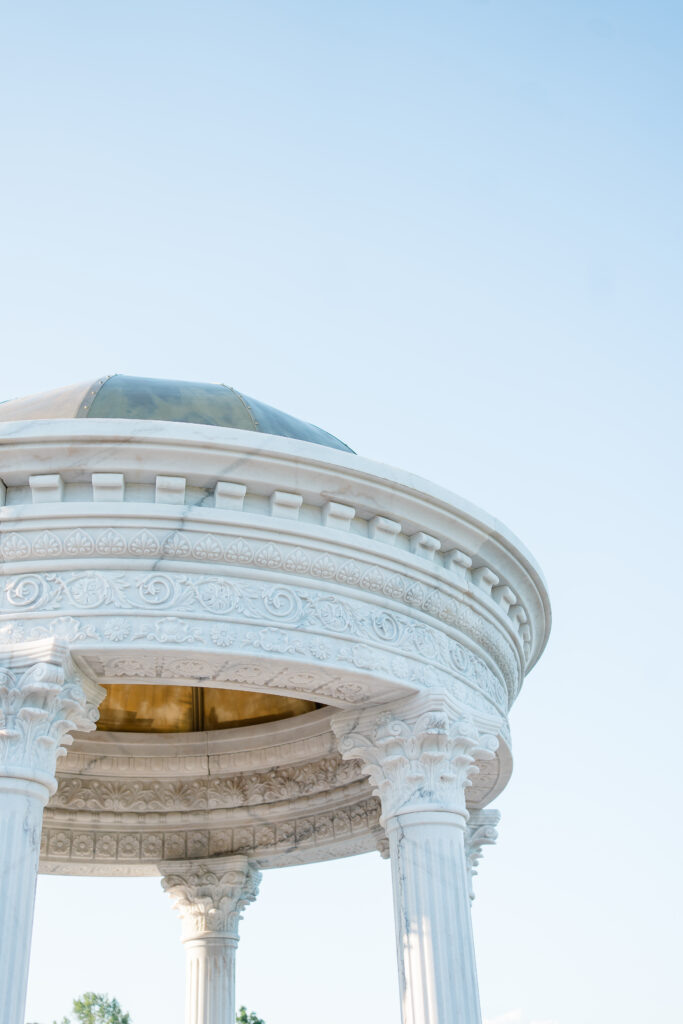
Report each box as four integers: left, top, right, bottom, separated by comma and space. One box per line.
0, 375, 550, 1024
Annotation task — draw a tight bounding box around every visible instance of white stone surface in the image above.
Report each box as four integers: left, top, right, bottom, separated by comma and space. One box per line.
465, 809, 500, 901
160, 856, 261, 1024
386, 811, 481, 1024
0, 777, 47, 1024
0, 421, 548, 724
0, 641, 103, 1024
0, 418, 550, 880
42, 709, 392, 874
333, 692, 499, 1024
91, 473, 125, 502
0, 418, 551, 1024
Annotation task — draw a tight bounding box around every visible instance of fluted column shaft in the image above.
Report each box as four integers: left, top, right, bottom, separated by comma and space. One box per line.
0, 778, 49, 1024
184, 935, 238, 1024
387, 809, 480, 1023
333, 693, 499, 1024
0, 641, 104, 1024
160, 855, 261, 1024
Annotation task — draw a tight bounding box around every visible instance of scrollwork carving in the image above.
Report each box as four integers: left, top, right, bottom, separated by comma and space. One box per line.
1, 570, 511, 711
0, 518, 528, 679
465, 808, 500, 900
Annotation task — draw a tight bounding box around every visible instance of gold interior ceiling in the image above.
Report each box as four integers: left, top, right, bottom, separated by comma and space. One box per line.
97, 683, 319, 733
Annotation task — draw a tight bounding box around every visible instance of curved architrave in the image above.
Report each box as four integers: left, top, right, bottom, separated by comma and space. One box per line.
0, 507, 527, 690
40, 709, 510, 876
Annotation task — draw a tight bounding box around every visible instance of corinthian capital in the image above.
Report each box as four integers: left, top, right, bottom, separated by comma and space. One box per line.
160, 856, 262, 941
0, 640, 105, 792
465, 808, 500, 900
332, 693, 499, 823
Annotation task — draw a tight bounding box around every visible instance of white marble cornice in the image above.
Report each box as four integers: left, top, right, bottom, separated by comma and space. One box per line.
0, 419, 550, 676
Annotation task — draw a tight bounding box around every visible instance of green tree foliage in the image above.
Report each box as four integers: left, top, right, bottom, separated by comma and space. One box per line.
45, 992, 264, 1024
236, 1008, 265, 1024
53, 992, 131, 1024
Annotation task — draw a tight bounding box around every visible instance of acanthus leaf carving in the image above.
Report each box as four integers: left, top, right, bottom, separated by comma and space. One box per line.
332, 693, 499, 822
160, 856, 261, 940
52, 754, 364, 813
0, 641, 105, 788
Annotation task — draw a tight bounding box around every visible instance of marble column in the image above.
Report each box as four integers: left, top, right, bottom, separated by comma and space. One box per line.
160, 855, 261, 1024
333, 693, 499, 1024
0, 640, 104, 1024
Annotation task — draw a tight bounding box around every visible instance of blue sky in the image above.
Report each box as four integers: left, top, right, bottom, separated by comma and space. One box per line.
2, 3, 680, 1022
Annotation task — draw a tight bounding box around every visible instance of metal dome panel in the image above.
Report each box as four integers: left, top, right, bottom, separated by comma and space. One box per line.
0, 374, 353, 452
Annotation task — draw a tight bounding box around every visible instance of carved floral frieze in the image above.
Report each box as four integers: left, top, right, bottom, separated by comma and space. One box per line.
0, 521, 527, 685
40, 795, 383, 870
0, 571, 511, 713
50, 754, 364, 813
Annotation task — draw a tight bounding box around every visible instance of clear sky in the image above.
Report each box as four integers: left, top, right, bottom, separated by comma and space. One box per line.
1, 2, 680, 1023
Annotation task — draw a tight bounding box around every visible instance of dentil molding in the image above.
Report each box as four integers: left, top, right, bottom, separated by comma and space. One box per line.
0, 420, 550, 689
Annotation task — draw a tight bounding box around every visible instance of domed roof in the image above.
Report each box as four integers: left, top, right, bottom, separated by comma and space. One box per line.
0, 374, 353, 453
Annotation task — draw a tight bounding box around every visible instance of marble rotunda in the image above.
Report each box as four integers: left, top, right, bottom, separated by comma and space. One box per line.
0, 375, 550, 1024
